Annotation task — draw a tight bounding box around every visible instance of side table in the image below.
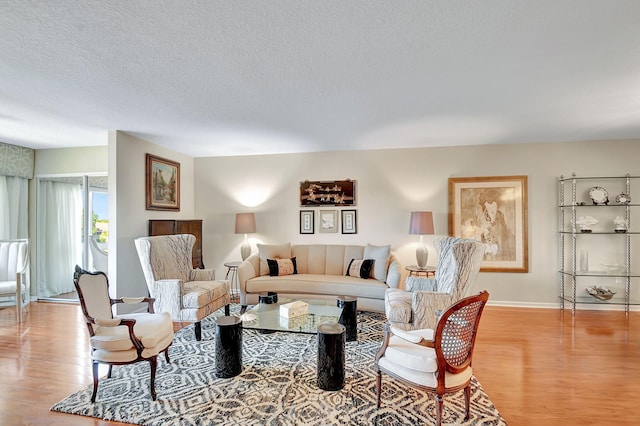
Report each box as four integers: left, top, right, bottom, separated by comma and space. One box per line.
214, 316, 243, 378
317, 323, 346, 391
337, 296, 357, 342
224, 261, 242, 303
405, 265, 436, 278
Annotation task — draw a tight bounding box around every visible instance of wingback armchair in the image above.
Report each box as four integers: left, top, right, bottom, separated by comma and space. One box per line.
385, 237, 485, 331
0, 239, 30, 322
134, 234, 231, 341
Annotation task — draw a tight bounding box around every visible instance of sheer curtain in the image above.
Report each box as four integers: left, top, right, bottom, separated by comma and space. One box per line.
0, 175, 28, 239
37, 180, 82, 297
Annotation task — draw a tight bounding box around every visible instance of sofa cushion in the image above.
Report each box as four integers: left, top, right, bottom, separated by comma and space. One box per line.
267, 257, 298, 276
364, 244, 391, 282
346, 258, 373, 279
258, 243, 292, 276
245, 274, 389, 300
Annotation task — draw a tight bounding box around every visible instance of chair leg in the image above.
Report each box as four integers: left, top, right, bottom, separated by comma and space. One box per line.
225, 304, 230, 316
240, 305, 247, 314
435, 393, 443, 426
149, 356, 158, 401
107, 365, 113, 378
464, 384, 471, 420
91, 361, 99, 403
194, 321, 202, 341
164, 348, 170, 363
376, 370, 382, 408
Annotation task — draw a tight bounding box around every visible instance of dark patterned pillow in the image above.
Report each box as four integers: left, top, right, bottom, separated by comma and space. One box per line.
346, 258, 374, 279
267, 257, 298, 276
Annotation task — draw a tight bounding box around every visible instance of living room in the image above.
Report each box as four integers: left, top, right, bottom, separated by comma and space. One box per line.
0, 0, 640, 424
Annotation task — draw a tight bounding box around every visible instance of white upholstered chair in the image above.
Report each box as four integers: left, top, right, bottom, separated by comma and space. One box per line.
134, 234, 231, 341
385, 237, 485, 331
376, 291, 490, 426
0, 239, 30, 322
89, 236, 108, 274
74, 266, 174, 402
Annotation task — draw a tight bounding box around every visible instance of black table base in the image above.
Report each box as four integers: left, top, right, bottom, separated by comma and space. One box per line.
337, 296, 357, 342
215, 316, 242, 378
317, 323, 346, 391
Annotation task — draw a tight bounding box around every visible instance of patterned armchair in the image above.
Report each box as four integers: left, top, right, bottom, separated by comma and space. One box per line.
385, 237, 485, 331
134, 234, 231, 341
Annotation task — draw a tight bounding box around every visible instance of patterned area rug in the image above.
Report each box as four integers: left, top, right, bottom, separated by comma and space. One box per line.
51, 308, 506, 425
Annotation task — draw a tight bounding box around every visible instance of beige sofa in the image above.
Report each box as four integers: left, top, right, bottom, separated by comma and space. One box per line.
238, 243, 401, 313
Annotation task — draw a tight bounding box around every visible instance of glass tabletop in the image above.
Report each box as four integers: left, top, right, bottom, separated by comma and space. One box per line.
241, 297, 343, 334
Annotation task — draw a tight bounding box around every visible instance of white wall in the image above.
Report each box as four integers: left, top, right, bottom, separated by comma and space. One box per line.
111, 131, 196, 300
194, 139, 640, 308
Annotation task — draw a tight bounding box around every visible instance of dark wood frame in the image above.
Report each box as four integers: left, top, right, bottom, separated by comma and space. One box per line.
299, 179, 356, 206
146, 153, 180, 211
448, 175, 528, 273
300, 210, 315, 234
341, 209, 357, 234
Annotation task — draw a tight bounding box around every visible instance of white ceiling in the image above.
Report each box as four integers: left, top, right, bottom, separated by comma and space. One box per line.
1, 1, 639, 158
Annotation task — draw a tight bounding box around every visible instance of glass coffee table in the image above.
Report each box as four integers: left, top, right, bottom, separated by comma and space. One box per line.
241, 297, 344, 334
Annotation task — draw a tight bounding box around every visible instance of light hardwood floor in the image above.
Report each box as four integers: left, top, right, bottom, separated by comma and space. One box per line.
1, 302, 638, 425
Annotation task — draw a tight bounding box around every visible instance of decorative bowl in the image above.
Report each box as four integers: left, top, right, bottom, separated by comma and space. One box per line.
585, 286, 616, 300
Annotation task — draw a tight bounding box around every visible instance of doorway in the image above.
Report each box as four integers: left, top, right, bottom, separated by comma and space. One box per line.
36, 175, 108, 301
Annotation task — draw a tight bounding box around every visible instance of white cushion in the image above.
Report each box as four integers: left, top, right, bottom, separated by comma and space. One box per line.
92, 312, 173, 352
385, 330, 438, 373
257, 243, 292, 276
378, 355, 473, 390
364, 244, 391, 282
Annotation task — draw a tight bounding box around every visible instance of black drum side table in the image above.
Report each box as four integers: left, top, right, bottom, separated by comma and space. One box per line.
215, 316, 243, 378
317, 322, 346, 391
337, 296, 357, 342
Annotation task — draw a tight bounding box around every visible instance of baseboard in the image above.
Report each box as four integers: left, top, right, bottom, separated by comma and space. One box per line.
487, 300, 640, 312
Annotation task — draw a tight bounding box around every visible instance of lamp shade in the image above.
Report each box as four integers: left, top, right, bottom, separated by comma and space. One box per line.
409, 211, 434, 235
235, 213, 256, 234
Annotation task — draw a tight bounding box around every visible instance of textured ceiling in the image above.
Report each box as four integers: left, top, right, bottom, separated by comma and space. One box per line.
1, 1, 639, 157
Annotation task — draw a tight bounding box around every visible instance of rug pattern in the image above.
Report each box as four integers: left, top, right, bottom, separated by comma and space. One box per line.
51, 308, 506, 425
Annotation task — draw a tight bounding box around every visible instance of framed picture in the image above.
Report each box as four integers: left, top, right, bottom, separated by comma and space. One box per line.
318, 209, 338, 233
300, 210, 315, 234
341, 210, 357, 234
300, 179, 356, 206
146, 153, 180, 211
448, 175, 528, 273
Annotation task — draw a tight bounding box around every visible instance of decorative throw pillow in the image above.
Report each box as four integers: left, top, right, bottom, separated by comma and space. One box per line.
363, 243, 391, 282
258, 243, 292, 276
267, 257, 298, 276
346, 258, 373, 279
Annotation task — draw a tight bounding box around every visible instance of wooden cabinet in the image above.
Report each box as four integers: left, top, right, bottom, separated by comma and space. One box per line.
149, 219, 204, 268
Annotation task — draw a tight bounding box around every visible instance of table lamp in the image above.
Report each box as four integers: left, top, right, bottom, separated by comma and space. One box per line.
235, 213, 256, 260
409, 211, 435, 269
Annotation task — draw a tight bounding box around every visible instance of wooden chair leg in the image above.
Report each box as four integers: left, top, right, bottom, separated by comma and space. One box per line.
107, 365, 113, 378
464, 384, 471, 420
194, 321, 202, 341
149, 356, 158, 401
91, 361, 99, 403
225, 304, 230, 316
376, 370, 382, 408
164, 348, 170, 363
240, 305, 247, 314
435, 393, 444, 426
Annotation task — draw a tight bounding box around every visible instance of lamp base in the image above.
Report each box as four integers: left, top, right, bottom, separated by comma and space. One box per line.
416, 237, 429, 269
240, 234, 251, 261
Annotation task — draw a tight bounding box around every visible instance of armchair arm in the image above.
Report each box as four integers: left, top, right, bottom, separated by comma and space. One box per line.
115, 297, 157, 313
90, 317, 144, 352
411, 291, 457, 330
389, 325, 435, 348
149, 278, 183, 319
190, 268, 216, 281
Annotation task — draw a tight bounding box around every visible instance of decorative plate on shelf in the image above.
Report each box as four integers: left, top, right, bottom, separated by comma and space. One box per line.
615, 192, 631, 204
588, 186, 609, 205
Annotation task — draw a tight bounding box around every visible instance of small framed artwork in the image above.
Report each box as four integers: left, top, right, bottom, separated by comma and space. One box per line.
300, 210, 315, 234
341, 210, 357, 234
319, 209, 338, 233
146, 153, 180, 211
448, 175, 528, 273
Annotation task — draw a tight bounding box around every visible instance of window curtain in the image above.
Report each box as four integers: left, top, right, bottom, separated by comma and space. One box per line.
0, 175, 28, 239
37, 180, 82, 297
